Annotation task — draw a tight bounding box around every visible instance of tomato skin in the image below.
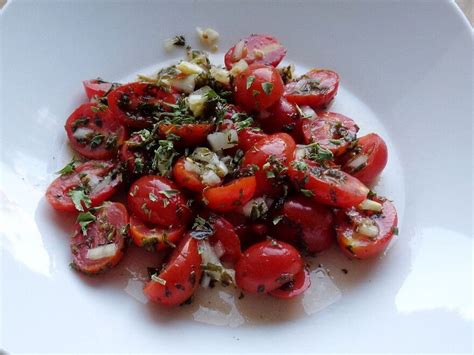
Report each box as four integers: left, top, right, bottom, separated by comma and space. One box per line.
159, 123, 213, 148
127, 175, 192, 226
258, 97, 302, 135
234, 64, 284, 112
237, 128, 268, 152
172, 157, 205, 192
284, 69, 339, 109
118, 135, 150, 176
224, 34, 287, 69
203, 176, 256, 212
108, 82, 178, 128
301, 111, 358, 156
144, 234, 202, 306
82, 79, 115, 100
335, 198, 398, 259
71, 202, 128, 274
242, 133, 296, 195
340, 133, 388, 186
129, 215, 185, 251
269, 267, 311, 299
236, 239, 304, 294
288, 159, 368, 208
283, 196, 335, 253
64, 103, 127, 160
46, 160, 122, 212
204, 213, 242, 264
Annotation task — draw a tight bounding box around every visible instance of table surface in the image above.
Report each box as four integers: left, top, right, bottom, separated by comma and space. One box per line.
0, 0, 473, 25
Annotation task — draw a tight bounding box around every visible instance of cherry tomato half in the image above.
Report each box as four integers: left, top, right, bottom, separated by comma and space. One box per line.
118, 134, 151, 176
46, 160, 123, 212
236, 239, 304, 294
128, 175, 192, 226
335, 197, 398, 259
203, 176, 256, 212
288, 159, 368, 208
65, 103, 126, 160
258, 97, 301, 135
242, 133, 296, 195
82, 79, 116, 100
301, 111, 359, 156
129, 215, 185, 251
284, 69, 339, 109
224, 34, 287, 69
172, 157, 206, 193
282, 196, 335, 253
269, 267, 311, 299
237, 128, 268, 152
108, 82, 177, 128
159, 123, 213, 148
144, 233, 202, 306
71, 201, 128, 274
234, 64, 284, 112
340, 133, 388, 186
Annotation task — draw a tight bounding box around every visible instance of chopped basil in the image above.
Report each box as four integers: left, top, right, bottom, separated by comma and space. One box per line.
391, 226, 399, 235
171, 35, 186, 47
56, 157, 78, 176
261, 82, 274, 95
252, 89, 260, 97
68, 188, 91, 212
291, 160, 308, 171
300, 189, 315, 198
246, 75, 256, 89
190, 215, 214, 240
158, 189, 179, 198
149, 192, 158, 202
76, 211, 96, 235
151, 274, 167, 285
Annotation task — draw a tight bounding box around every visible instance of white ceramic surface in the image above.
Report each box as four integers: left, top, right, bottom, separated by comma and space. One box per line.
0, 0, 472, 353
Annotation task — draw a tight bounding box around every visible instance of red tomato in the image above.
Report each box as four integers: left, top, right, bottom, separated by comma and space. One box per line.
224, 34, 287, 69
71, 202, 128, 274
301, 111, 359, 156
234, 64, 284, 112
282, 196, 335, 253
159, 123, 213, 148
205, 213, 242, 264
46, 160, 122, 212
284, 69, 339, 109
108, 82, 178, 128
269, 268, 311, 299
118, 134, 150, 176
129, 215, 185, 251
144, 234, 202, 306
242, 133, 296, 195
340, 133, 388, 186
64, 103, 126, 160
237, 128, 268, 152
203, 176, 256, 212
127, 175, 192, 226
288, 159, 368, 208
258, 97, 301, 136
82, 79, 115, 100
236, 239, 304, 293
270, 218, 301, 246
335, 197, 398, 259
172, 157, 205, 192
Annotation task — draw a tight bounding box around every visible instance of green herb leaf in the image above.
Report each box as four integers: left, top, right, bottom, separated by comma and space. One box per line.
252, 89, 260, 97
56, 157, 78, 176
246, 76, 256, 89
300, 189, 315, 198
391, 226, 399, 235
261, 82, 274, 95
68, 189, 91, 212
77, 211, 96, 235
291, 160, 308, 171
158, 189, 179, 198
149, 192, 158, 202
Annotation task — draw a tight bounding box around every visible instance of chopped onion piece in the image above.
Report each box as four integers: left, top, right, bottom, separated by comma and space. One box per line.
358, 199, 383, 212
176, 60, 205, 75
198, 240, 236, 284
232, 40, 246, 61
73, 127, 94, 140
357, 222, 379, 238
210, 67, 230, 85
202, 170, 221, 186
196, 27, 220, 48
241, 197, 268, 218
192, 147, 216, 163
300, 105, 316, 119
295, 146, 307, 160
230, 59, 248, 76
188, 86, 211, 117
171, 74, 197, 93
86, 243, 117, 260
347, 154, 369, 170
214, 160, 228, 177
213, 240, 226, 259
207, 129, 238, 151
184, 158, 202, 175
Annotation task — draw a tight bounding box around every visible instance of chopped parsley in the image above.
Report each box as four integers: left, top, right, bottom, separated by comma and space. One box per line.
246, 75, 256, 89
261, 82, 274, 95
76, 211, 96, 235
300, 189, 315, 198
68, 188, 91, 212
56, 157, 78, 176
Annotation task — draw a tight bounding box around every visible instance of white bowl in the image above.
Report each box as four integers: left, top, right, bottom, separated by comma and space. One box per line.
0, 0, 472, 353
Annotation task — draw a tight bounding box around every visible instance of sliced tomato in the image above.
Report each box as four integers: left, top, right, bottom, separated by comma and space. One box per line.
127, 175, 192, 226
71, 201, 128, 274
242, 133, 296, 195
118, 134, 150, 176
288, 159, 368, 208
234, 64, 284, 112
284, 69, 339, 109
46, 160, 123, 212
335, 197, 398, 259
269, 268, 311, 299
340, 133, 388, 186
258, 97, 301, 135
224, 34, 286, 69
158, 123, 213, 148
282, 196, 335, 253
129, 215, 185, 251
108, 82, 178, 128
203, 176, 256, 212
64, 103, 126, 160
172, 157, 205, 192
301, 111, 358, 156
235, 239, 304, 294
82, 79, 116, 100
144, 233, 202, 306
237, 128, 268, 152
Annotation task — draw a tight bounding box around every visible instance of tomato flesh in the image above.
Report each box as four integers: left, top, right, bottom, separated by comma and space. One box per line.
236, 239, 304, 294
172, 157, 205, 192
203, 176, 256, 212
335, 197, 398, 259
82, 79, 115, 100
129, 215, 185, 251
159, 123, 213, 148
71, 202, 128, 274
237, 128, 268, 152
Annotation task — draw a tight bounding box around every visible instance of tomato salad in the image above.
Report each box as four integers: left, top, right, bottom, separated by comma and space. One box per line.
46, 33, 398, 306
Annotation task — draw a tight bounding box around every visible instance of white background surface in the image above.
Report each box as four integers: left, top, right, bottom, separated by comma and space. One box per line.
0, 0, 472, 353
